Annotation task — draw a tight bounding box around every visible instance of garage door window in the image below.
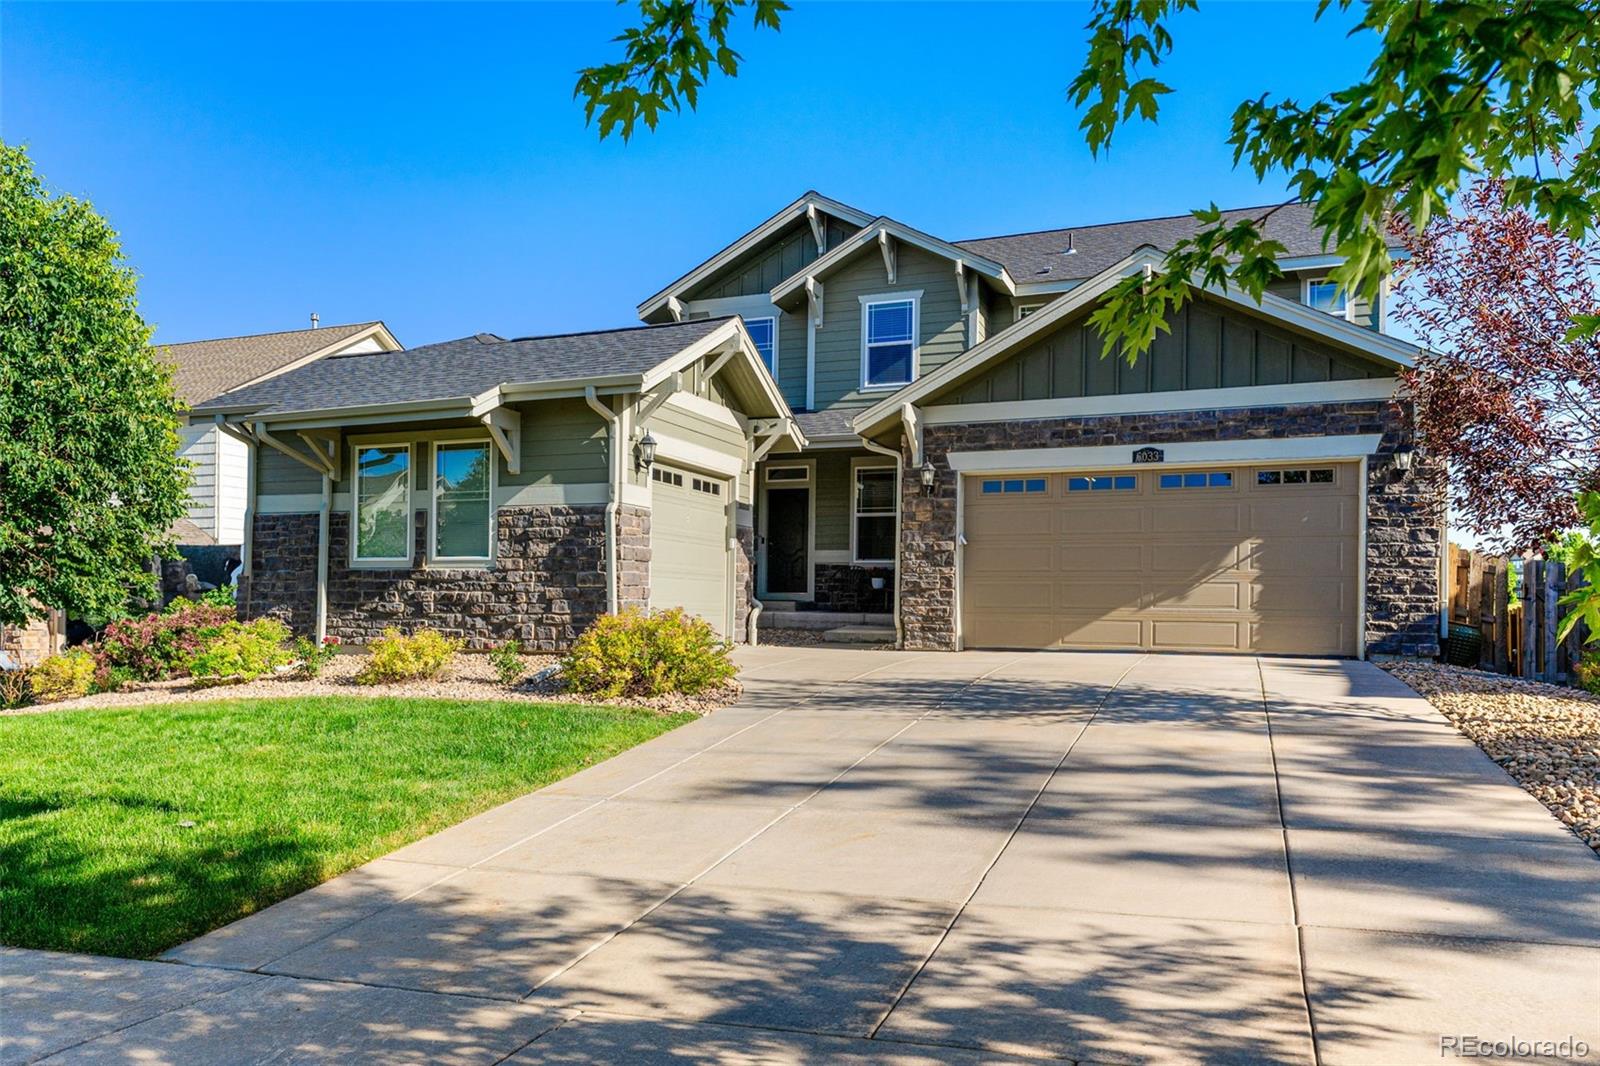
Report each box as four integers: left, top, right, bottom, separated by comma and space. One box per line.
854, 467, 896, 563
1159, 471, 1233, 489
1257, 468, 1336, 485
1068, 475, 1136, 492
981, 478, 1047, 494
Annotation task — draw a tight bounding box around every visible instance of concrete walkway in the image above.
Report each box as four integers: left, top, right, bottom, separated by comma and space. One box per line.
5, 649, 1598, 1064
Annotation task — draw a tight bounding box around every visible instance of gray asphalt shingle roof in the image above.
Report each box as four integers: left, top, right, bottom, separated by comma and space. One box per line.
191, 319, 730, 418
955, 202, 1337, 284
159, 322, 386, 406
794, 408, 860, 439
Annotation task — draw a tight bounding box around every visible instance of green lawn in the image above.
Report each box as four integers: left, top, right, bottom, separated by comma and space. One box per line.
0, 696, 691, 958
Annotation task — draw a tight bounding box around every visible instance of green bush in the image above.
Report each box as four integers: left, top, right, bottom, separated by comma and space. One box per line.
30, 649, 97, 702
1577, 653, 1600, 696
357, 628, 464, 684
187, 619, 292, 687
489, 640, 528, 686
562, 608, 736, 699
294, 634, 341, 679
95, 602, 236, 682
198, 585, 238, 609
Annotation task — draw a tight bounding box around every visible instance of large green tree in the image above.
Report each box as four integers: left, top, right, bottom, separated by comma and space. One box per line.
576, 0, 1600, 354
0, 142, 189, 627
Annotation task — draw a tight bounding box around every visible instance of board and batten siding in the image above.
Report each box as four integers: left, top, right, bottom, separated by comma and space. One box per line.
813, 244, 968, 411
948, 296, 1389, 406
685, 217, 859, 302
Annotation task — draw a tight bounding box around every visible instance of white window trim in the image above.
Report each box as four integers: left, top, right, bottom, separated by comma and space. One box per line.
1303, 276, 1355, 322
350, 440, 414, 569
850, 457, 898, 566
762, 463, 812, 486
1014, 299, 1048, 323
744, 315, 779, 379
428, 437, 497, 567
858, 290, 922, 393
758, 457, 815, 601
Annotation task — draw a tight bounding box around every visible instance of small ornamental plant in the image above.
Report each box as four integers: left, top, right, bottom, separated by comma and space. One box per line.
95, 602, 235, 682
562, 608, 736, 699
357, 628, 464, 685
0, 667, 31, 709
294, 634, 341, 679
187, 619, 293, 687
489, 639, 527, 687
29, 649, 96, 702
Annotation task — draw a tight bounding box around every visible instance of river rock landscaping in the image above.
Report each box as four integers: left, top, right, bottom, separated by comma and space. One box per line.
1383, 660, 1600, 852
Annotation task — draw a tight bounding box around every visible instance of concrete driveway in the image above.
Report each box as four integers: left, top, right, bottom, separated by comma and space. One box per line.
6, 649, 1599, 1064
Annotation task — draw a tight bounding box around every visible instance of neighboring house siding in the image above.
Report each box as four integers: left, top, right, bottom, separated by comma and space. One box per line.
949, 298, 1388, 405
178, 425, 218, 536
215, 428, 249, 543
686, 217, 858, 301
813, 245, 967, 411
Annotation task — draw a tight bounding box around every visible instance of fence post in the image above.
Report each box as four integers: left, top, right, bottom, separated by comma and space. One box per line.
1522, 558, 1539, 680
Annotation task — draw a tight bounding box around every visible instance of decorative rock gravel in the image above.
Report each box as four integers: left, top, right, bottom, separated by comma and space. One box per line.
1383, 661, 1600, 852
14, 652, 741, 718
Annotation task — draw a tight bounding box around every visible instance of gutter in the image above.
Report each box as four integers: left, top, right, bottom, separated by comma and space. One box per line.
584, 385, 621, 615
858, 437, 905, 649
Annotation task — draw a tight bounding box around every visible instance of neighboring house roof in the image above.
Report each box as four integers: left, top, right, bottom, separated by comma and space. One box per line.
769, 216, 1017, 307
954, 202, 1349, 287
850, 246, 1424, 438
193, 319, 799, 438
159, 321, 402, 406
637, 190, 876, 321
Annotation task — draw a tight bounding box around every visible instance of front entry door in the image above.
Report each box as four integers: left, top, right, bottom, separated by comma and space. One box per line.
764, 487, 809, 595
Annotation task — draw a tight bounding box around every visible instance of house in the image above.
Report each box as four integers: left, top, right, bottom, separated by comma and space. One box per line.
162, 321, 402, 545
195, 192, 1443, 658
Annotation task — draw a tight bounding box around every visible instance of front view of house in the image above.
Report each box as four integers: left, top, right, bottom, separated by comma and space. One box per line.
194, 192, 1444, 659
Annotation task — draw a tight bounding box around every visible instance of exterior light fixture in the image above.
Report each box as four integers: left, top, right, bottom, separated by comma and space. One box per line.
636, 432, 658, 473
919, 458, 937, 494
1393, 447, 1415, 473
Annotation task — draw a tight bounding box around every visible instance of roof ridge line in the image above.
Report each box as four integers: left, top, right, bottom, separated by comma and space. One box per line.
156, 321, 378, 348
954, 202, 1307, 245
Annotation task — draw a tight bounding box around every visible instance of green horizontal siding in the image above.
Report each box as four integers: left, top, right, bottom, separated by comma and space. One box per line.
948, 296, 1387, 405
777, 310, 807, 410
504, 397, 610, 486
256, 441, 323, 496
812, 450, 854, 552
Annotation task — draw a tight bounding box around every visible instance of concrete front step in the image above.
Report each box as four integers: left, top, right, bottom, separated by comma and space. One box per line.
759, 609, 894, 632
823, 625, 897, 643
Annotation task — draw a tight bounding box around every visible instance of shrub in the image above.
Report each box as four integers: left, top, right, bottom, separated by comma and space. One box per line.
294, 634, 341, 679
95, 602, 235, 681
198, 585, 237, 609
0, 668, 32, 709
30, 649, 97, 702
489, 640, 528, 686
357, 628, 463, 684
562, 608, 736, 699
1578, 653, 1600, 696
187, 619, 293, 686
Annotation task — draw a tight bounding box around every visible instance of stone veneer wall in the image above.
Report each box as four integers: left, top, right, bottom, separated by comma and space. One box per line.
734, 524, 756, 639
812, 563, 894, 614
616, 504, 651, 613
899, 399, 1444, 657
245, 505, 611, 651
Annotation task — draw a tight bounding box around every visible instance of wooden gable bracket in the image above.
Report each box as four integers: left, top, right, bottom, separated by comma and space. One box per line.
480, 407, 522, 475
954, 260, 971, 315
900, 403, 923, 469
702, 347, 737, 393
256, 425, 335, 479
666, 295, 686, 322
296, 429, 342, 481
806, 203, 827, 253
750, 420, 790, 465
635, 370, 683, 425
805, 276, 824, 328
879, 228, 897, 284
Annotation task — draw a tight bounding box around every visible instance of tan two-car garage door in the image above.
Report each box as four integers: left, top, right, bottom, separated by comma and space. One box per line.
962, 463, 1359, 655
649, 465, 730, 636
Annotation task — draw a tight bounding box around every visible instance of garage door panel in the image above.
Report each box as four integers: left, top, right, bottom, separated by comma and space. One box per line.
650, 468, 728, 636
962, 463, 1359, 656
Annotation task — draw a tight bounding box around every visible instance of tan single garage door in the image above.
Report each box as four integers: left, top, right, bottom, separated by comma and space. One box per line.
962, 464, 1359, 655
649, 465, 729, 636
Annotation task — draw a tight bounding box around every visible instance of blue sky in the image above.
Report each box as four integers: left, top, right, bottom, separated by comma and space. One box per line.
2, 1, 1373, 347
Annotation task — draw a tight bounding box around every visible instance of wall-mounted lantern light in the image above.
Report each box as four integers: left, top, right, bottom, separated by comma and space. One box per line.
919, 458, 937, 495
636, 432, 658, 474
1393, 447, 1414, 474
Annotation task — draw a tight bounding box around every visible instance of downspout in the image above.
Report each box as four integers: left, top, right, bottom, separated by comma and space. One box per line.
859, 437, 904, 648
316, 473, 331, 643
584, 386, 620, 615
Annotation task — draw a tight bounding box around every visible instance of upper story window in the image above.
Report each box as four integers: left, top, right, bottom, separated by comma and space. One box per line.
1305, 278, 1348, 316
432, 441, 493, 562
746, 316, 777, 374
861, 296, 918, 391
1015, 301, 1047, 323
354, 444, 411, 564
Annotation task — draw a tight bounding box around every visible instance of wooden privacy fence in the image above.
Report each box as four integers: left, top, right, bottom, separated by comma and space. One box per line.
1448, 545, 1589, 684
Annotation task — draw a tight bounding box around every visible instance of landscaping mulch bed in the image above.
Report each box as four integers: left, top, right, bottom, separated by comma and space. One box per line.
17, 651, 741, 717
1383, 661, 1600, 853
